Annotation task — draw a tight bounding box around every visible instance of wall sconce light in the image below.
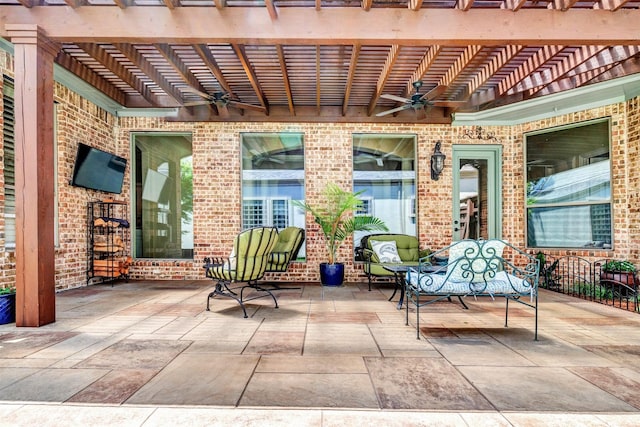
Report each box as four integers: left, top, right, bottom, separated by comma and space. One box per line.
430, 141, 446, 181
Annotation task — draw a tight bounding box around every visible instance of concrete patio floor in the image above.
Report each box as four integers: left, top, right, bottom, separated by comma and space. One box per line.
1, 279, 640, 426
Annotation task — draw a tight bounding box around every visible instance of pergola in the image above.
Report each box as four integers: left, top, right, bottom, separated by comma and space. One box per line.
1, 1, 639, 325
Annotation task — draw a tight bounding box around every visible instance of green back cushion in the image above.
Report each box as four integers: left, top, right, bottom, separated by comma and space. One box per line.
366, 234, 419, 262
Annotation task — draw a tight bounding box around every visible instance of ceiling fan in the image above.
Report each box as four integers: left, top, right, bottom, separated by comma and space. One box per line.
182, 88, 264, 118
376, 81, 465, 119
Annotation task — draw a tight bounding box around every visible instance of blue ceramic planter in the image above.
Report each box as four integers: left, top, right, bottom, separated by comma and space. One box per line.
320, 263, 344, 286
0, 293, 16, 325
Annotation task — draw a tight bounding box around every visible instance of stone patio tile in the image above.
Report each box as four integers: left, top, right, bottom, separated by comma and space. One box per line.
304, 323, 381, 356
240, 372, 378, 408
67, 368, 158, 404
145, 407, 321, 427
243, 330, 304, 354
0, 368, 108, 402
569, 366, 640, 410
459, 366, 637, 412
0, 358, 59, 369
127, 353, 259, 405
365, 357, 493, 411
0, 367, 40, 390
74, 316, 149, 334
594, 414, 640, 426
369, 325, 437, 352
181, 317, 260, 341
0, 403, 154, 426
581, 345, 640, 368
428, 335, 535, 366
25, 332, 112, 360
322, 410, 469, 426
182, 340, 247, 354
255, 355, 368, 374
74, 339, 190, 370
0, 331, 77, 359
504, 412, 630, 427
308, 311, 381, 323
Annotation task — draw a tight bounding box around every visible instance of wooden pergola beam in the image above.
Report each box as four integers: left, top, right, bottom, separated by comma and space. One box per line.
1, 8, 638, 45
342, 43, 360, 116
276, 45, 295, 116
231, 43, 269, 114
368, 44, 400, 116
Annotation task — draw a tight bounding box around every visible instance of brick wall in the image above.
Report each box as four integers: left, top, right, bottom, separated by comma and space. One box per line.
1, 48, 639, 290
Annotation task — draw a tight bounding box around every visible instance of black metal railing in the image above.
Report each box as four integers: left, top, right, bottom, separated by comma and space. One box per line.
538, 254, 639, 313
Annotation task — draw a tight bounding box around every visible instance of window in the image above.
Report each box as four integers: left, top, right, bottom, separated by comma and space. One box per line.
352, 134, 416, 247
356, 197, 373, 216
241, 132, 305, 258
2, 77, 15, 248
133, 133, 193, 259
526, 119, 612, 249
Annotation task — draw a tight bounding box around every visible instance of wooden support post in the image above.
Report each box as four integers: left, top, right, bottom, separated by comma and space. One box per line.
6, 25, 60, 327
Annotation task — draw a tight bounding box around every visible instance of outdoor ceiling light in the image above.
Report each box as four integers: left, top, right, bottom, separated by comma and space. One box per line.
431, 141, 446, 181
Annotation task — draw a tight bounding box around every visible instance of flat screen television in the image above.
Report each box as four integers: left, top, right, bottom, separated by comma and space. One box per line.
71, 143, 127, 194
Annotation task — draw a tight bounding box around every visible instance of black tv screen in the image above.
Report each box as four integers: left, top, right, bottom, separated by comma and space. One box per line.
71, 143, 127, 194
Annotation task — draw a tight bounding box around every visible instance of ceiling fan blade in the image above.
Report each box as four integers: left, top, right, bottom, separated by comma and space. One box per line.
228, 100, 267, 113
380, 93, 412, 103
182, 86, 212, 100
419, 85, 447, 102
183, 100, 213, 107
432, 100, 467, 108
375, 104, 411, 117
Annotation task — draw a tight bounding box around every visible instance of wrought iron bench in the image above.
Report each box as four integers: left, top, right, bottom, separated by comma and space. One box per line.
405, 239, 540, 340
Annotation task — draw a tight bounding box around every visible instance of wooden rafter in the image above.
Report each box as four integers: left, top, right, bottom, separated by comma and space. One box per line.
408, 0, 424, 10
593, 0, 631, 11
154, 43, 208, 97
368, 44, 401, 116
231, 43, 269, 114
162, 0, 181, 9
407, 46, 443, 96
342, 44, 360, 116
276, 45, 295, 116
465, 45, 524, 100
192, 44, 232, 95
76, 43, 159, 107
457, 0, 475, 11
212, 0, 226, 9
114, 43, 184, 104
548, 0, 580, 11
113, 0, 130, 9
316, 0, 322, 10
587, 56, 640, 84
16, 0, 33, 7
55, 51, 126, 105
362, 0, 373, 11
564, 45, 640, 79
439, 45, 483, 87
500, 0, 528, 11
63, 0, 83, 8
536, 63, 619, 97
497, 46, 565, 97
522, 45, 607, 97
265, 0, 278, 20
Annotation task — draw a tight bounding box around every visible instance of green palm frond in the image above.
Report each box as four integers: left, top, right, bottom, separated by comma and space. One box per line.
292, 182, 388, 264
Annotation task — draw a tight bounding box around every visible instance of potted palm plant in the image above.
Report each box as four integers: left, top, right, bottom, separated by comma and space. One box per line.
293, 182, 388, 286
0, 285, 16, 325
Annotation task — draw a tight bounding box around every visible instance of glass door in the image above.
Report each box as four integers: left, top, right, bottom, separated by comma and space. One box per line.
452, 145, 502, 241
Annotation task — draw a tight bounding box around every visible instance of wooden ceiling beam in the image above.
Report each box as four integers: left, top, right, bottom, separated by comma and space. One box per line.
439, 45, 482, 87
316, 45, 321, 115
114, 43, 184, 104
212, 0, 226, 9
408, 0, 424, 10
63, 0, 83, 8
55, 51, 127, 105
276, 45, 295, 116
342, 44, 360, 116
456, 0, 475, 11
500, 0, 527, 11
407, 46, 442, 96
593, 0, 630, 11
162, 0, 181, 9
548, 0, 580, 11
465, 45, 524, 99
192, 44, 232, 95
265, 0, 278, 20
496, 45, 565, 96
16, 0, 33, 7
154, 43, 208, 96
565, 45, 640, 78
231, 43, 269, 114
1, 8, 638, 45
535, 63, 618, 97
362, 0, 373, 11
521, 45, 607, 97
586, 55, 640, 84
368, 44, 401, 116
76, 43, 159, 106
113, 0, 131, 9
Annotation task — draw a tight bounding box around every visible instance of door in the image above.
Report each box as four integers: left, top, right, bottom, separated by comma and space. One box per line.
452, 145, 502, 241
